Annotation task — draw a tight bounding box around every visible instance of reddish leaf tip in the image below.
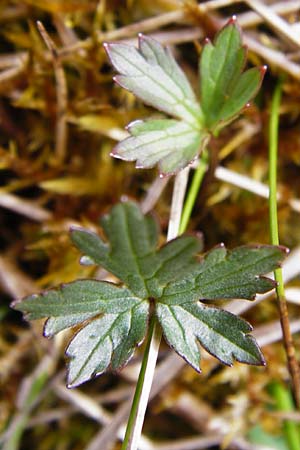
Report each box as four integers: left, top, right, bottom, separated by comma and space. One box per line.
204, 37, 211, 44
228, 15, 237, 24
281, 245, 290, 255
110, 150, 118, 158
260, 65, 268, 75
103, 42, 112, 56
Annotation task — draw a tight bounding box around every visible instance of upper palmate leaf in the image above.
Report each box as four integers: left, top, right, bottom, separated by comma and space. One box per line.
200, 17, 265, 132
104, 34, 207, 176
14, 202, 286, 386
104, 20, 265, 175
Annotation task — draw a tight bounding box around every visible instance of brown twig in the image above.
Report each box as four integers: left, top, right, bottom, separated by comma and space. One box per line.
244, 0, 300, 50
0, 192, 52, 222
37, 21, 68, 163
269, 79, 300, 409
238, 0, 300, 28
277, 293, 300, 409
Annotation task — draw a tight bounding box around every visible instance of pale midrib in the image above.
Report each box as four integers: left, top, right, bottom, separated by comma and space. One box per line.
131, 129, 198, 158
30, 296, 140, 316
114, 47, 200, 123
169, 305, 190, 352
122, 207, 150, 296
204, 30, 237, 114
145, 46, 193, 104
73, 308, 133, 384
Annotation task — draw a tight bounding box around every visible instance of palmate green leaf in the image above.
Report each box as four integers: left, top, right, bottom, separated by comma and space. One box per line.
112, 119, 209, 176
200, 17, 265, 132
104, 34, 206, 176
14, 202, 286, 385
156, 302, 264, 370
105, 20, 265, 175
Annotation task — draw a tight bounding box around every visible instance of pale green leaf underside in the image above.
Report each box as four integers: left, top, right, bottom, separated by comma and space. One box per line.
104, 34, 202, 124
112, 119, 208, 175
104, 22, 265, 175
66, 301, 148, 387
200, 20, 263, 131
156, 302, 264, 370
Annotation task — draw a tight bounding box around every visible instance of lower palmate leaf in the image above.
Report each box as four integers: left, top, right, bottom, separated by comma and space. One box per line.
13, 201, 286, 386
156, 302, 264, 371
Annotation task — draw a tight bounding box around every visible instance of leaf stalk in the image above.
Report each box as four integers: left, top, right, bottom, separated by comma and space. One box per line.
180, 150, 209, 234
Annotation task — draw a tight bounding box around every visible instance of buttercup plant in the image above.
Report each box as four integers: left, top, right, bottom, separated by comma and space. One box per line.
13, 18, 286, 450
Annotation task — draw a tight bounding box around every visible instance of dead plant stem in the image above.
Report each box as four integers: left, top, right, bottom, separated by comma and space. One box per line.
37, 21, 68, 163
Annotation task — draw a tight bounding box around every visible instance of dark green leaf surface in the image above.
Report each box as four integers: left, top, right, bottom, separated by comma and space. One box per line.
14, 202, 286, 385
160, 244, 286, 304
72, 202, 158, 297
156, 302, 264, 370
71, 202, 203, 298
200, 17, 264, 132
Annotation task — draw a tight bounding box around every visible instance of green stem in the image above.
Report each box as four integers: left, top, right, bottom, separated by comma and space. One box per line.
268, 79, 300, 448
121, 315, 161, 450
269, 80, 286, 302
122, 167, 190, 450
180, 150, 209, 234
269, 382, 300, 450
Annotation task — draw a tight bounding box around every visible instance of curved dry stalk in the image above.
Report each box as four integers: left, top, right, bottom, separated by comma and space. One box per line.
245, 0, 300, 50
0, 192, 52, 221
238, 0, 300, 28
37, 21, 68, 163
